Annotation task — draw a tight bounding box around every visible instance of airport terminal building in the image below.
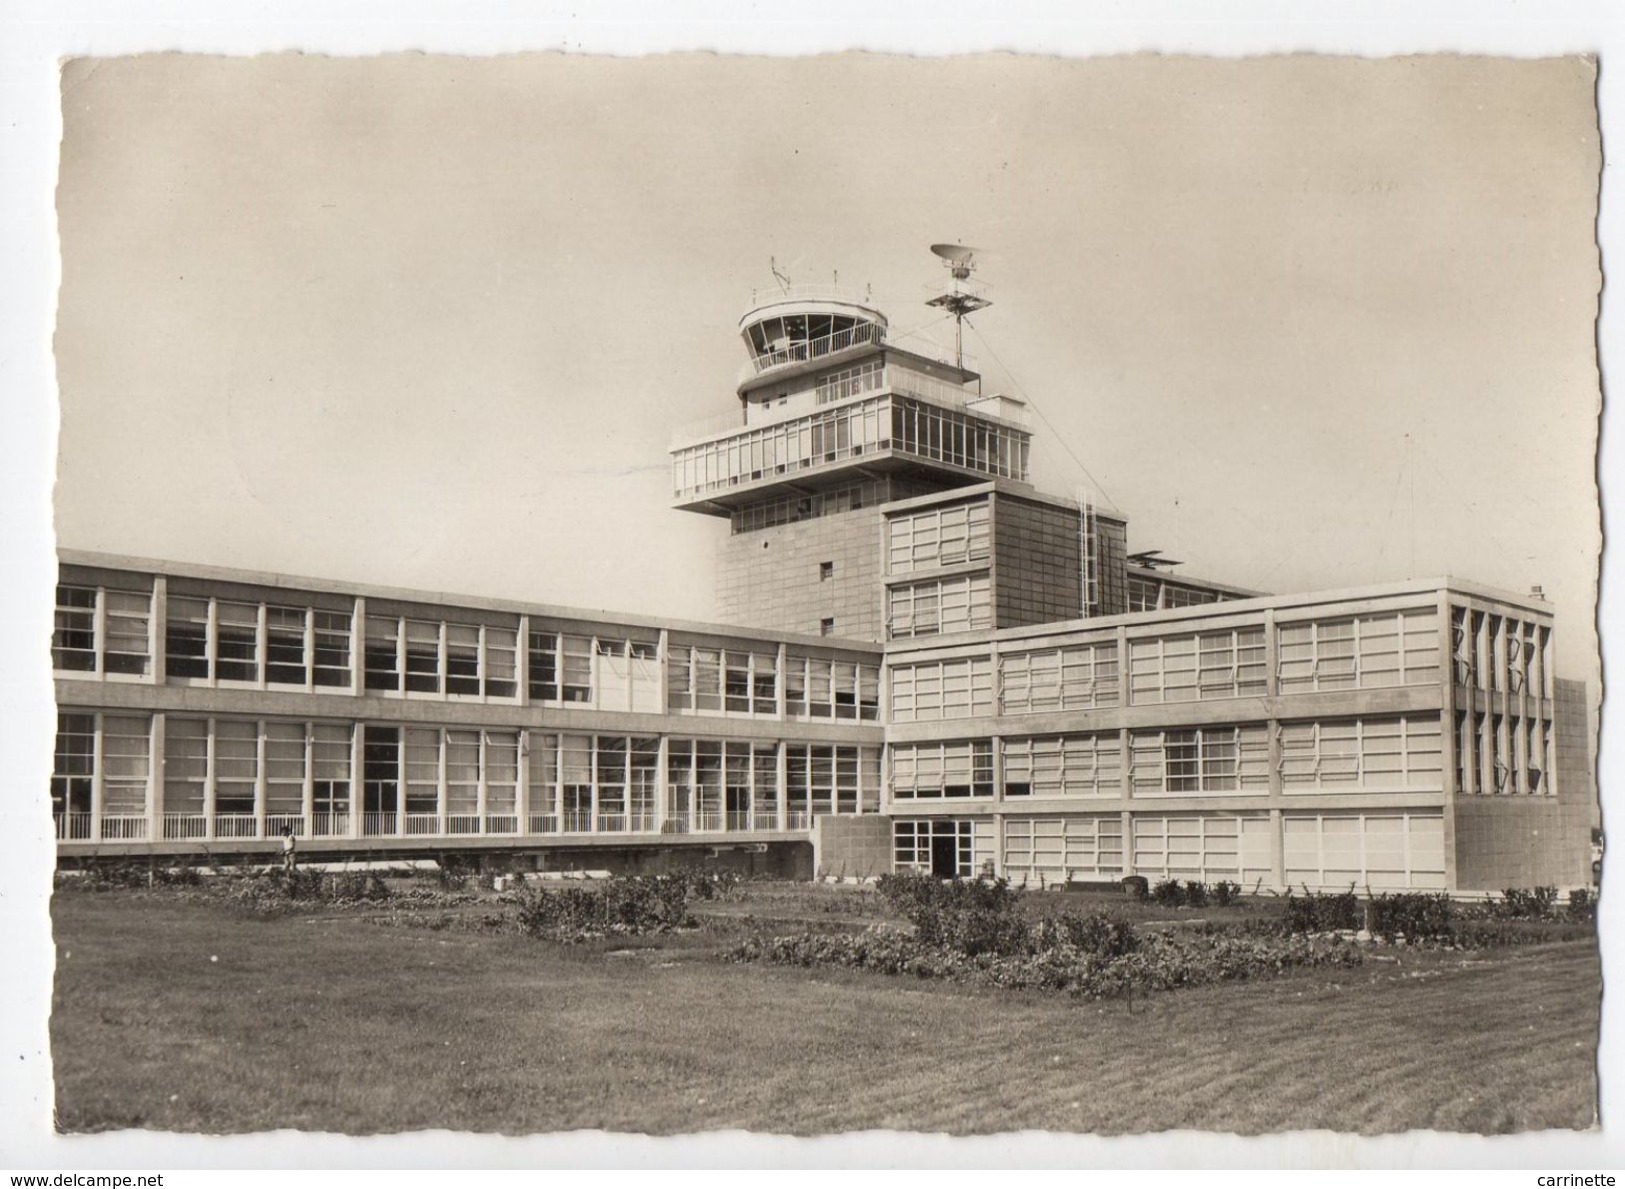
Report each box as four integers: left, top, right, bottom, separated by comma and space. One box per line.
49, 281, 1594, 892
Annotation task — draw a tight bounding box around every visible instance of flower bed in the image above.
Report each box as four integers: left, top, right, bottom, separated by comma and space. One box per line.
513, 874, 691, 941
727, 926, 1362, 1000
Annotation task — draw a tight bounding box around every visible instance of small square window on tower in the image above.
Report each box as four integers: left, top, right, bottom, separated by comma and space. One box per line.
819, 561, 835, 581
820, 617, 836, 637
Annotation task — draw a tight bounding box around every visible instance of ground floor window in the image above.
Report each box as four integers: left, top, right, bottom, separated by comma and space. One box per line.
51, 712, 96, 837
1282, 811, 1445, 891
1131, 813, 1272, 885
893, 818, 975, 877
1003, 815, 1124, 884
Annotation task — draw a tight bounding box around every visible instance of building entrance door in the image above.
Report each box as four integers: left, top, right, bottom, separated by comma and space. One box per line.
930, 833, 960, 878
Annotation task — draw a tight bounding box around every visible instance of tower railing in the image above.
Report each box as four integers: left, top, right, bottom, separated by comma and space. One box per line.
747, 322, 884, 376
745, 281, 874, 309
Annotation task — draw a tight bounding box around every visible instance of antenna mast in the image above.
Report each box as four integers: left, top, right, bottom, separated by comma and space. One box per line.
926, 243, 991, 369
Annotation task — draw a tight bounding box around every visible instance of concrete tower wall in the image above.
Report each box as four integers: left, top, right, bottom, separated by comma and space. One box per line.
992, 493, 1084, 629
716, 507, 886, 640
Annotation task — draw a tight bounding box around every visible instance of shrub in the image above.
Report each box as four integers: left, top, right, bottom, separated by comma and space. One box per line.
1030, 911, 1139, 958
433, 854, 477, 891
1567, 888, 1596, 923
1284, 888, 1360, 934
223, 868, 392, 913
1183, 880, 1210, 909
1211, 880, 1240, 908
1366, 892, 1454, 943
1151, 878, 1185, 908
1500, 886, 1560, 919
514, 874, 689, 941
874, 870, 941, 913
875, 872, 1029, 957
675, 865, 742, 901
1121, 875, 1150, 901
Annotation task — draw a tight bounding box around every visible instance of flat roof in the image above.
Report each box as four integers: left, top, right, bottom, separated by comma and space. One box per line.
884, 574, 1557, 655
57, 549, 886, 656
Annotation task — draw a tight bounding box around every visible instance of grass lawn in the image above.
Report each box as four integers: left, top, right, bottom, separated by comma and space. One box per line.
50, 886, 1599, 1136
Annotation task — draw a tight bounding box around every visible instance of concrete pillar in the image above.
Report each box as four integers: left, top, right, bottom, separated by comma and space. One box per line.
517, 729, 531, 834
991, 733, 1005, 805
92, 590, 107, 679
1437, 592, 1460, 890
655, 735, 670, 832
90, 713, 104, 843
352, 597, 366, 697
552, 734, 565, 828
777, 645, 792, 720
476, 729, 488, 833
517, 614, 531, 705
302, 721, 315, 835
151, 577, 168, 682
1269, 807, 1285, 890
256, 602, 268, 691
776, 741, 789, 832
205, 598, 219, 689
150, 713, 166, 843
436, 727, 448, 833
254, 718, 268, 840
1121, 808, 1134, 879
203, 717, 217, 841
349, 724, 364, 840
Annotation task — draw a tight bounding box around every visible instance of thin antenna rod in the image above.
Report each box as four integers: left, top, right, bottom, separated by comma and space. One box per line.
926, 243, 990, 371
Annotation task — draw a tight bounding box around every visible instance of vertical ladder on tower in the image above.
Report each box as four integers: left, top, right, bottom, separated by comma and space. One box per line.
1078, 488, 1098, 619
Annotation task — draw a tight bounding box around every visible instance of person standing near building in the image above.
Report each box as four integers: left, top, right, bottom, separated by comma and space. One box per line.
281, 825, 297, 875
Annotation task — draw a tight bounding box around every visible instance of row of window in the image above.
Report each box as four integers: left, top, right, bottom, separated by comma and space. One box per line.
886, 500, 991, 576
665, 648, 881, 720
50, 712, 882, 838
886, 572, 993, 639
673, 394, 895, 499
891, 818, 992, 877
1282, 811, 1447, 890
814, 359, 885, 405
52, 587, 153, 676
1002, 815, 1125, 882
1279, 717, 1445, 790
1278, 610, 1441, 693
996, 810, 1446, 889
1001, 642, 1119, 713
1128, 628, 1266, 703
1126, 575, 1230, 613
1003, 734, 1119, 798
889, 716, 1449, 800
56, 585, 880, 719
672, 394, 1030, 500
889, 740, 996, 799
886, 608, 1449, 714
1129, 727, 1271, 794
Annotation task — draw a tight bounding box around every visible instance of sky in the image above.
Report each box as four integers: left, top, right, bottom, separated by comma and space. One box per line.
52, 52, 1602, 676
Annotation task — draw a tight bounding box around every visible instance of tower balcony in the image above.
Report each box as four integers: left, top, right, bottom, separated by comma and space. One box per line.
670, 384, 1032, 516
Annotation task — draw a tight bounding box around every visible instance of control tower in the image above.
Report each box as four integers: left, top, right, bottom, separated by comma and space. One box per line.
670, 253, 1131, 641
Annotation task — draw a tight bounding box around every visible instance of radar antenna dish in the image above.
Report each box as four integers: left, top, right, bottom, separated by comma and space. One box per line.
925, 242, 990, 368
930, 242, 980, 280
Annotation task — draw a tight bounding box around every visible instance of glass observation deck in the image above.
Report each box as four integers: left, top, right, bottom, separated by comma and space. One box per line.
737, 284, 889, 381
670, 375, 1032, 513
